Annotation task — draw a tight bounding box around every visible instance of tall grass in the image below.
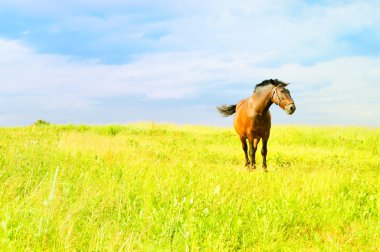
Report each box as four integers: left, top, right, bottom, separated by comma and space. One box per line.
0, 123, 379, 250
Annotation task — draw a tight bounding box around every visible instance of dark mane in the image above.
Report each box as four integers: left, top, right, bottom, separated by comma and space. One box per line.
254, 79, 288, 91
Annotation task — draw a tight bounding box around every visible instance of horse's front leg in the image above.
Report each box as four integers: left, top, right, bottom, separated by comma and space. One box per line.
240, 137, 249, 167
261, 138, 268, 172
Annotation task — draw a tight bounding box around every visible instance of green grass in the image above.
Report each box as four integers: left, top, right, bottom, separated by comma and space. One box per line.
0, 123, 379, 250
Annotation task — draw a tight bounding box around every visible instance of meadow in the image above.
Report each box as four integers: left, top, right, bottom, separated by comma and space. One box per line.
0, 122, 379, 251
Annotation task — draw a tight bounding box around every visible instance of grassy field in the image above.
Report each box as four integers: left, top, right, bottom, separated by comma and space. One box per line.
0, 123, 379, 251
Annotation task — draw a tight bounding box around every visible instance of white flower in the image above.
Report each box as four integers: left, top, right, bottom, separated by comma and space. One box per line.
214, 185, 221, 195
203, 208, 209, 215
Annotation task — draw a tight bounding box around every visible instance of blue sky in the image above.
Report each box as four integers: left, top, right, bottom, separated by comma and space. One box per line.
1, 0, 380, 126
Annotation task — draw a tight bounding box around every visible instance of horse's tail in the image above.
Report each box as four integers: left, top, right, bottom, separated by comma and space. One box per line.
217, 104, 236, 117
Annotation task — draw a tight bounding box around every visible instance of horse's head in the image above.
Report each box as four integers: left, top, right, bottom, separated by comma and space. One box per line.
269, 79, 296, 115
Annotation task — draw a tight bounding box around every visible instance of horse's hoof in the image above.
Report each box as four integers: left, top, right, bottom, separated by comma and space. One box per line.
263, 168, 268, 172
247, 165, 256, 172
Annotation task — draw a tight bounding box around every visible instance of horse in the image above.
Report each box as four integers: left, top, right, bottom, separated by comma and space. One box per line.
217, 79, 296, 172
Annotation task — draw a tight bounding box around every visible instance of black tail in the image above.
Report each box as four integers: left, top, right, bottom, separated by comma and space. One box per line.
217, 104, 236, 117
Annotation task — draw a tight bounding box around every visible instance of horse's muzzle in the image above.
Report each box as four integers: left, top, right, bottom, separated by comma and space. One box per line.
285, 104, 296, 115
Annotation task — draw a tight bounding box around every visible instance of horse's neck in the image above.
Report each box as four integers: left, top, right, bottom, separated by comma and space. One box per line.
251, 88, 273, 115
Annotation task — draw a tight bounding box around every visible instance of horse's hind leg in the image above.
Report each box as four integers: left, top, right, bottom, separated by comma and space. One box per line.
248, 137, 260, 171
240, 137, 249, 167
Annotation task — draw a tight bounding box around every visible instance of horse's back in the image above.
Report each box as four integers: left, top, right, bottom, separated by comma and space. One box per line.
235, 98, 247, 112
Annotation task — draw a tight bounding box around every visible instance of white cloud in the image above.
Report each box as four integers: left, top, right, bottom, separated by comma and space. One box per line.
1, 38, 380, 126
267, 57, 380, 125
0, 39, 228, 102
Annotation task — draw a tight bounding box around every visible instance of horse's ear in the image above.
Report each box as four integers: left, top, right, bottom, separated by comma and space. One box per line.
278, 81, 289, 87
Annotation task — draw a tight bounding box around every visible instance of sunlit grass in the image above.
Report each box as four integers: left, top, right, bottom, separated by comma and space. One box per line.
0, 123, 379, 250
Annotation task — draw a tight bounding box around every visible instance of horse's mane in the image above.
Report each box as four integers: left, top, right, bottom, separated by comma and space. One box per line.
254, 79, 288, 91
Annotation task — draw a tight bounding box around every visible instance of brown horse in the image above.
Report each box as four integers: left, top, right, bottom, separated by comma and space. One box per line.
217, 79, 296, 171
